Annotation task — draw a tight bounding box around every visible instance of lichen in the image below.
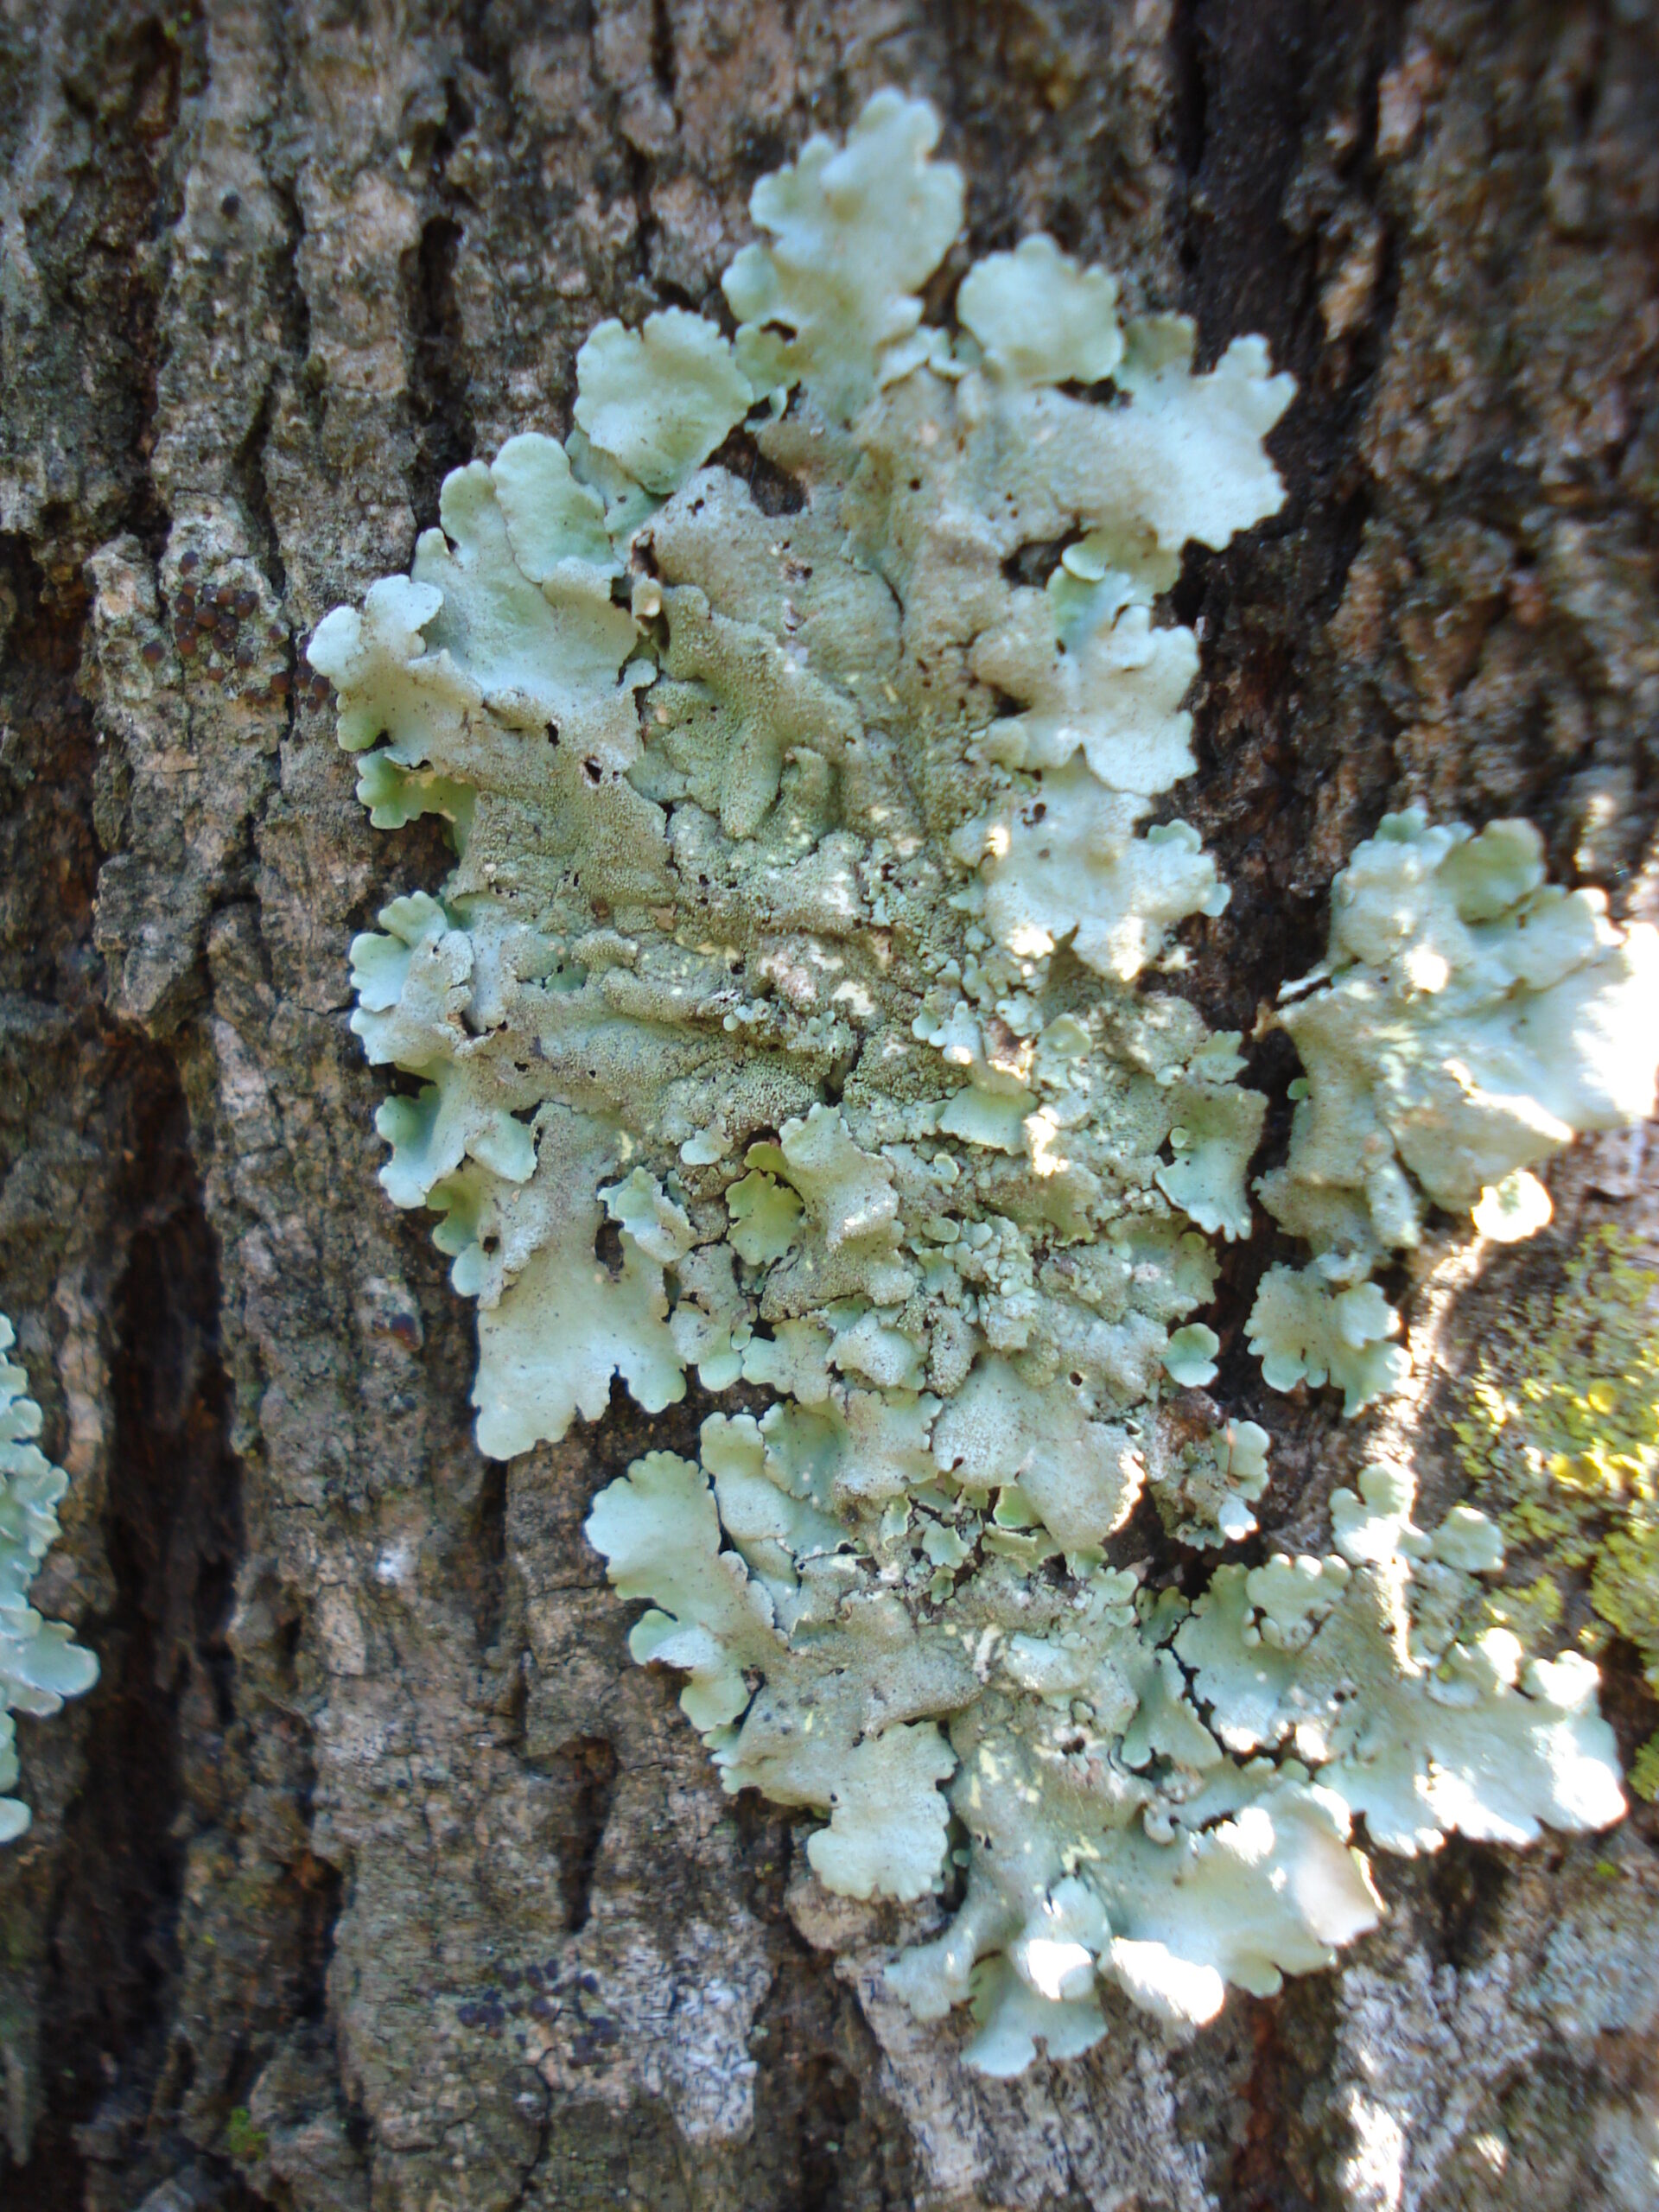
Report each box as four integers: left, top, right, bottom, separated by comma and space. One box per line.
1147, 1416, 1271, 1548
1454, 1226, 1659, 1797
1176, 1465, 1624, 1859
1249, 810, 1659, 1414
312, 91, 1636, 2075
0, 1313, 98, 1844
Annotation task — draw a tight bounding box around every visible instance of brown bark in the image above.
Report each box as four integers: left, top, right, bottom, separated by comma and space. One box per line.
0, 3, 1656, 2208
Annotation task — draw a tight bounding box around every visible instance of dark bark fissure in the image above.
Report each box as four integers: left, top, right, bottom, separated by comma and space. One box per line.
1170, 0, 1212, 214
0, 542, 100, 1002
1228, 1996, 1324, 2212
1427, 1834, 1516, 1974
409, 211, 476, 537
741, 1866, 922, 2212
233, 382, 287, 602
474, 1457, 513, 1661
1162, 0, 1414, 1012
12, 1062, 259, 2211
547, 1736, 618, 1936
706, 429, 809, 517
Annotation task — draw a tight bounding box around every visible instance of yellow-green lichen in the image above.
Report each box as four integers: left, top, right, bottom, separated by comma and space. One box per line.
1455, 1225, 1659, 1796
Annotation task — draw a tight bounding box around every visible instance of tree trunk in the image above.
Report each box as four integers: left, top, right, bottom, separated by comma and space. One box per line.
1, 3, 1656, 2209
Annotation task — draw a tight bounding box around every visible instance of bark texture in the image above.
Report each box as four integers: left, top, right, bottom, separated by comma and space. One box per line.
1, 3, 1656, 2209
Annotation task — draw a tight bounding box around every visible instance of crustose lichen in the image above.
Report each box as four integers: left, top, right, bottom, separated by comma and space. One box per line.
310, 92, 1656, 2074
1455, 1225, 1659, 1801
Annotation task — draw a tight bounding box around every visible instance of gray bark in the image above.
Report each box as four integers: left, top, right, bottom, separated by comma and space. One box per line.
0, 3, 1656, 2208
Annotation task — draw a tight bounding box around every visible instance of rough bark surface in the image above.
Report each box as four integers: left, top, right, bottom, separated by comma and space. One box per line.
0, 3, 1656, 2209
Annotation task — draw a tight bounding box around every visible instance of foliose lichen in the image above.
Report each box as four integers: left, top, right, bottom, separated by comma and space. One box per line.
311, 92, 1649, 2075
0, 1313, 99, 1844
1249, 810, 1659, 1415
1455, 1226, 1659, 1798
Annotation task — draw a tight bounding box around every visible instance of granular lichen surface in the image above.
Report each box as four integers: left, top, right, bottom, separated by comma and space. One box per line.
309, 92, 1658, 2075
1457, 1226, 1659, 1799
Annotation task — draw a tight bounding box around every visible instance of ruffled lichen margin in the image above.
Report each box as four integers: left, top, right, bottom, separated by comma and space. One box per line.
309, 93, 1659, 2075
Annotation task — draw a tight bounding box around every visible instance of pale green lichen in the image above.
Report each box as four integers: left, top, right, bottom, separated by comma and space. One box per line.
721, 89, 965, 417
1147, 1417, 1271, 1548
1247, 1261, 1410, 1418
1249, 810, 1659, 1414
572, 309, 752, 499
1455, 1226, 1659, 1797
0, 1314, 98, 1844
312, 92, 1634, 2075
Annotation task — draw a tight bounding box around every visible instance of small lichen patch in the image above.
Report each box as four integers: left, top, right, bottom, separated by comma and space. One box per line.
314, 92, 1637, 2075
1149, 1417, 1271, 1548
1176, 1465, 1624, 1856
0, 1313, 99, 1844
1250, 810, 1659, 1415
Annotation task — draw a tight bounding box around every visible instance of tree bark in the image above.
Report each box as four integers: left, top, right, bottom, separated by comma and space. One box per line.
1, 3, 1656, 2209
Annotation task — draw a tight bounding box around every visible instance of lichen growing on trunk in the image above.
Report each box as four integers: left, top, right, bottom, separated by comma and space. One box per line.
304, 89, 1659, 2081
0, 1315, 98, 1845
